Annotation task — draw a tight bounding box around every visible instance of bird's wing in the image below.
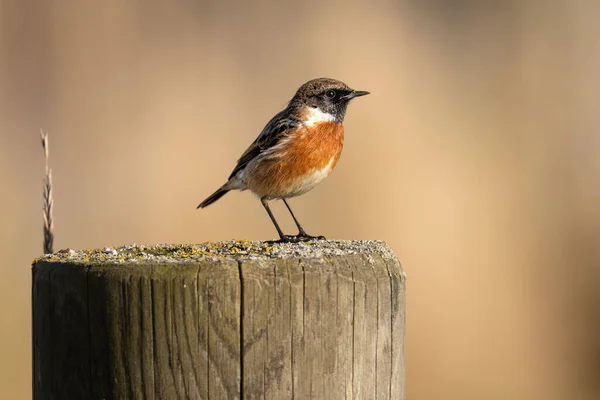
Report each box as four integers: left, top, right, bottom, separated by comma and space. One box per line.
228, 109, 300, 180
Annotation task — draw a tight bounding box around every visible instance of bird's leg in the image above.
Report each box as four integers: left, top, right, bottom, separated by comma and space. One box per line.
282, 199, 326, 241
261, 198, 288, 242
282, 199, 308, 236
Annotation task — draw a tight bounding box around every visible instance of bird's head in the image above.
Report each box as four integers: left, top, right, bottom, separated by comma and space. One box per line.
290, 78, 369, 124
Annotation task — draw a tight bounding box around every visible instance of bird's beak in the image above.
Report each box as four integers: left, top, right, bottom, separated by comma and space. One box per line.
343, 90, 370, 100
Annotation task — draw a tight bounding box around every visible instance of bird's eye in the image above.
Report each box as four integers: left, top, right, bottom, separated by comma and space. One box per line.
325, 90, 336, 99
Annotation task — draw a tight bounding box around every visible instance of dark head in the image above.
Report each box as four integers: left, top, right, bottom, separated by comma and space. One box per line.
289, 78, 369, 123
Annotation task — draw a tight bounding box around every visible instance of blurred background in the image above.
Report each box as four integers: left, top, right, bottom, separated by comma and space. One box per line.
2, 0, 599, 398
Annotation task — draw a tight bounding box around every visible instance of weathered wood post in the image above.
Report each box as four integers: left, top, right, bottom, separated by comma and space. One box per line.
32, 240, 405, 399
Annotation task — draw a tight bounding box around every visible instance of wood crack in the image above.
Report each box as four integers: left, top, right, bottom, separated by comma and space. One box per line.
351, 270, 356, 398
238, 260, 245, 400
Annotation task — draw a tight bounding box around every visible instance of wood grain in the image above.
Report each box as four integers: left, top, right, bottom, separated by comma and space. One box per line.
32, 241, 405, 399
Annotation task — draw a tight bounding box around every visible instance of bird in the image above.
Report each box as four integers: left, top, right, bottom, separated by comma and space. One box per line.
197, 77, 369, 243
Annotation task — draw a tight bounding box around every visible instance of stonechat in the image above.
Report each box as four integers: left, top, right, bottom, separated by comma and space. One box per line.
197, 77, 369, 242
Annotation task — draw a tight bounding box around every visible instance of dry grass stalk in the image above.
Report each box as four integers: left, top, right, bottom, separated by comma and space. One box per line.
41, 130, 54, 254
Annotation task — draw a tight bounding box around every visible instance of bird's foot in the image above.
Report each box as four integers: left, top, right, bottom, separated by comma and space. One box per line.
268, 233, 326, 244
296, 232, 326, 241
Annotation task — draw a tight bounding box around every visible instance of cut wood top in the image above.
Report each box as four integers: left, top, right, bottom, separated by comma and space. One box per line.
33, 240, 400, 265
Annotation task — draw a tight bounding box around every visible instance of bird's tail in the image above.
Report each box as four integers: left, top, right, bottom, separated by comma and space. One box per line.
197, 186, 230, 209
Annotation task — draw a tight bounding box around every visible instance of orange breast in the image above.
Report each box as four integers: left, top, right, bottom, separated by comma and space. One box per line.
247, 122, 344, 199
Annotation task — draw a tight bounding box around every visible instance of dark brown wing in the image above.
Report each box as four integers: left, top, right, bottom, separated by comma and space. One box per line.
228, 109, 300, 180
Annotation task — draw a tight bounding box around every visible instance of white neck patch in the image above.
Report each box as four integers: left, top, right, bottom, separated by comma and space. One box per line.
304, 107, 336, 127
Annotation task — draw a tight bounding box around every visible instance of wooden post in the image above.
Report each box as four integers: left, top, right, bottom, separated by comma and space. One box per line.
32, 240, 405, 399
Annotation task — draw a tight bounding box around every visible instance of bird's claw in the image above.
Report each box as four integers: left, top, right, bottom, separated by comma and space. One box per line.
268, 233, 327, 244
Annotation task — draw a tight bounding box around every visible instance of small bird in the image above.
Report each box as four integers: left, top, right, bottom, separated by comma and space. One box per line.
197, 78, 369, 242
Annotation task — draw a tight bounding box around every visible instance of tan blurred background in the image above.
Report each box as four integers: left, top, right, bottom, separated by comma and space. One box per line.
2, 0, 600, 399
